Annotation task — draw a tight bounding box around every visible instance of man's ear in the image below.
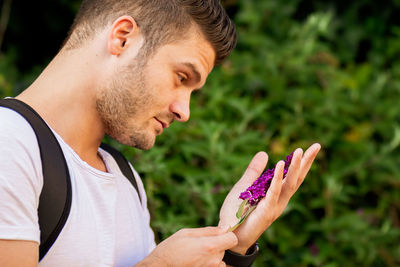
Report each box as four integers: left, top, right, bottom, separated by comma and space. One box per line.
107, 16, 140, 55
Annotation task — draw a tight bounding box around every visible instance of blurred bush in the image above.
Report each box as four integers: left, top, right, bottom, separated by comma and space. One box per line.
1, 0, 400, 266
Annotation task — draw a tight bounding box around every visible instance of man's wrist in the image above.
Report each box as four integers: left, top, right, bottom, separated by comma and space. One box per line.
223, 242, 259, 267
135, 253, 166, 267
229, 244, 252, 255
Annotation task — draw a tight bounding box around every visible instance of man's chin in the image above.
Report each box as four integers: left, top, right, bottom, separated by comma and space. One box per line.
110, 132, 155, 150
126, 135, 155, 150
134, 141, 155, 150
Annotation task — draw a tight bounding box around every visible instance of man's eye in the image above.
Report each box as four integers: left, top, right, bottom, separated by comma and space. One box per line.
178, 73, 187, 83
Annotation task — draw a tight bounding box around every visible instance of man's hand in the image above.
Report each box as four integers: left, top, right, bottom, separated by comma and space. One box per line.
218, 143, 321, 254
136, 226, 238, 267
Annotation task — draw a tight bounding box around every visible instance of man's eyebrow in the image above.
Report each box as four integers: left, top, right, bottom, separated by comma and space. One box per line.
183, 62, 202, 84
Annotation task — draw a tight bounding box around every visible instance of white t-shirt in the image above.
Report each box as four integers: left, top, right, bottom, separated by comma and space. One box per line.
0, 107, 156, 266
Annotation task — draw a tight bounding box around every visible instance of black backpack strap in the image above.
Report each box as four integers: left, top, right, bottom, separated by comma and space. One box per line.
100, 143, 142, 204
0, 98, 72, 261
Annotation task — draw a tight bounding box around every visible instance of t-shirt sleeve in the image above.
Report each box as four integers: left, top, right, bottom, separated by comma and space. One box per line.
0, 108, 43, 243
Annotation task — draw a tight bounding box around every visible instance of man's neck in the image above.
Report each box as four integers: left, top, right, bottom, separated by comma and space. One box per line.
16, 48, 108, 172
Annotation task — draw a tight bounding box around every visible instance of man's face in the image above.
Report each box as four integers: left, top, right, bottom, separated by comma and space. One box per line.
96, 29, 215, 149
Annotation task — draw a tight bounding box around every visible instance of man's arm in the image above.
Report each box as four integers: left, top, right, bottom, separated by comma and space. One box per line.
136, 226, 237, 267
0, 109, 43, 265
0, 240, 38, 267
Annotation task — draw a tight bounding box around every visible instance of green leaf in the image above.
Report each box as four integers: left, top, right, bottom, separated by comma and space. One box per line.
229, 204, 257, 232
236, 199, 248, 219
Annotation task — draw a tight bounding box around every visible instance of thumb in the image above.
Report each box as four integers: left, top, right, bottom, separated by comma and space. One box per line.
187, 225, 230, 237
236, 152, 268, 189
206, 231, 238, 251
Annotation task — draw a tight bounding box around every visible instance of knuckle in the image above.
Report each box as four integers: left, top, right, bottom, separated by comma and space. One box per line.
204, 243, 217, 253
296, 176, 305, 187
264, 213, 274, 224
286, 181, 297, 191
272, 186, 281, 195
270, 188, 280, 199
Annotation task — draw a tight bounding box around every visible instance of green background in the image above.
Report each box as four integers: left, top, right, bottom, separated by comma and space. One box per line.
1, 0, 399, 266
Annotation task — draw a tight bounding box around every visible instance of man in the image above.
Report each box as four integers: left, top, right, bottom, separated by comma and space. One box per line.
0, 0, 320, 266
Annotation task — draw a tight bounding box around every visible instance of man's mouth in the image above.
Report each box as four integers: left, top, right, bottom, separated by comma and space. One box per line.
155, 118, 167, 129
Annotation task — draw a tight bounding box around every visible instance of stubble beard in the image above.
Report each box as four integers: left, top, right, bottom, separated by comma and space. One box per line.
95, 61, 156, 150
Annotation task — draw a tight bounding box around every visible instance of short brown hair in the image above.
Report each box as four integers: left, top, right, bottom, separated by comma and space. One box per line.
63, 0, 237, 65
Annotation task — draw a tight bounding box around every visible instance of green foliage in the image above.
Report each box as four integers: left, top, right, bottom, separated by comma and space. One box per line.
1, 0, 400, 265
0, 51, 17, 98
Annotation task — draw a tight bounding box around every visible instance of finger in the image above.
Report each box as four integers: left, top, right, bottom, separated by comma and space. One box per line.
183, 226, 229, 237
280, 148, 303, 200
253, 161, 284, 225
264, 160, 285, 205
207, 231, 238, 251
296, 143, 321, 189
219, 261, 227, 267
238, 152, 269, 187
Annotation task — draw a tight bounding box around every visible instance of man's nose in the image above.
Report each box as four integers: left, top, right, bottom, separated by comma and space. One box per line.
170, 92, 191, 123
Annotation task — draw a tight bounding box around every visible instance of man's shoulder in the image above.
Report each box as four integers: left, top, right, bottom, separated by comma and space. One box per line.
0, 105, 43, 191
0, 106, 38, 139
0, 106, 39, 155
0, 108, 42, 247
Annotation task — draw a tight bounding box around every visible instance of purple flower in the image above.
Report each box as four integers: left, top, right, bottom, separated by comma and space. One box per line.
239, 152, 294, 206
